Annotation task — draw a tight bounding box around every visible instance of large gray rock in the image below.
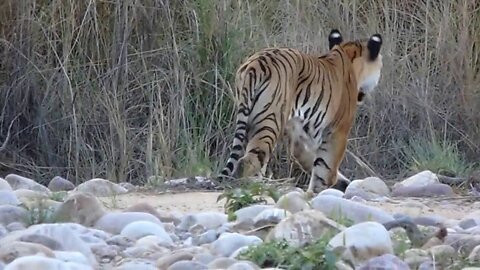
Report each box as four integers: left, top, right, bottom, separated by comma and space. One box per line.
94, 212, 162, 234
48, 176, 75, 192
74, 178, 128, 197
0, 178, 12, 191
275, 190, 310, 214
392, 183, 454, 197
311, 195, 395, 224
4, 174, 50, 195
358, 254, 409, 270
0, 205, 29, 226
120, 221, 172, 244
4, 255, 92, 270
393, 170, 439, 188
328, 221, 394, 266
0, 190, 21, 206
344, 177, 390, 200
210, 232, 262, 257
266, 209, 343, 247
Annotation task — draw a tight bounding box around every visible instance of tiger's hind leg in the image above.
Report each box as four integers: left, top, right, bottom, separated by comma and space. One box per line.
219, 108, 250, 181
232, 112, 283, 180
306, 130, 348, 196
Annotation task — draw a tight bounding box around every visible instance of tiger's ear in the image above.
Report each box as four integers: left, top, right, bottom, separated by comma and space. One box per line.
328, 29, 343, 50
367, 34, 382, 61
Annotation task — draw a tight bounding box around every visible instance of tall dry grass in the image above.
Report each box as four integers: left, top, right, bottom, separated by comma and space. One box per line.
0, 0, 478, 185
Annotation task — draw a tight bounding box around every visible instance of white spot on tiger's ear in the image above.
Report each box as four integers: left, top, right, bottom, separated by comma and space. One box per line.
330, 32, 341, 38
371, 35, 381, 43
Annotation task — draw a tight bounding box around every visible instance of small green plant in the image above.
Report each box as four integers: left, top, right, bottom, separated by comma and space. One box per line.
402, 137, 474, 177
238, 238, 339, 270
24, 198, 56, 225
217, 182, 280, 221
49, 191, 68, 202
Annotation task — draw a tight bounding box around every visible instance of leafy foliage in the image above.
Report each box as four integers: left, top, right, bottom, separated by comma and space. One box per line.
238, 238, 339, 270
217, 182, 280, 220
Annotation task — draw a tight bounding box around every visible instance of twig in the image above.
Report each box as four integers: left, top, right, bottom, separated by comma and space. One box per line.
0, 114, 20, 152
345, 148, 379, 178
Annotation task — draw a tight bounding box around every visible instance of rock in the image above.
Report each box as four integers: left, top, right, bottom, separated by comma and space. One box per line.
52, 192, 106, 226
311, 195, 394, 224
275, 191, 310, 214
445, 234, 480, 255
4, 255, 93, 270
0, 223, 97, 264
124, 202, 180, 225
468, 245, 480, 263
17, 234, 64, 250
5, 174, 51, 195
328, 221, 393, 266
0, 205, 29, 225
392, 183, 454, 197
0, 178, 12, 190
412, 215, 447, 227
192, 229, 218, 246
177, 212, 228, 231
53, 250, 90, 265
119, 182, 137, 192
115, 259, 157, 270
94, 212, 162, 234
344, 177, 390, 200
358, 254, 409, 270
227, 261, 260, 270
404, 249, 430, 269
48, 176, 75, 191
0, 241, 55, 263
74, 178, 128, 197
318, 188, 345, 197
167, 260, 208, 270
0, 225, 7, 238
136, 235, 174, 251
267, 209, 343, 247
394, 170, 439, 188
0, 190, 21, 206
459, 218, 480, 230
252, 208, 289, 227
6, 222, 25, 232
156, 250, 195, 269
211, 232, 262, 257
120, 221, 172, 244
207, 257, 238, 269
428, 244, 455, 264
91, 244, 118, 262
234, 205, 272, 224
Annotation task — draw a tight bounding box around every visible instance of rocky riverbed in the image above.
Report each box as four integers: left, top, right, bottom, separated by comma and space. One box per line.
0, 171, 479, 269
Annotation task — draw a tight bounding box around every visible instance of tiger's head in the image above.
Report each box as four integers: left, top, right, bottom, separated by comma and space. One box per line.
328, 29, 383, 104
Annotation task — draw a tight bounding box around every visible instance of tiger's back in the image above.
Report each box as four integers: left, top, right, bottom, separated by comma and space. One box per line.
220, 30, 383, 195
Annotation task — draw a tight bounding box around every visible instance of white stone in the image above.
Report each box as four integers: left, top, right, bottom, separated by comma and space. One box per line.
5, 174, 51, 195
0, 190, 21, 206
121, 221, 172, 244
210, 232, 262, 257
311, 195, 394, 224
394, 170, 438, 189
94, 212, 162, 234
275, 191, 310, 214
328, 222, 394, 266
74, 178, 128, 197
177, 212, 227, 231
4, 255, 94, 270
0, 178, 12, 191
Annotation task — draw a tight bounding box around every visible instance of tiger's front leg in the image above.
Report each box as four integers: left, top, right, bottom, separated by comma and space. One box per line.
306, 130, 348, 198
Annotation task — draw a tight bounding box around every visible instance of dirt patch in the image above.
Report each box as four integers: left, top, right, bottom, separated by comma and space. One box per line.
99, 190, 480, 221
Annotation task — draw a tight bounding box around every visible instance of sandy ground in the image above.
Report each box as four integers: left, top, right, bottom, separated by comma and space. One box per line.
98, 191, 480, 220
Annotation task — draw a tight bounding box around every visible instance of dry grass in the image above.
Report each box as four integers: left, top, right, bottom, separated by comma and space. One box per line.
0, 0, 478, 185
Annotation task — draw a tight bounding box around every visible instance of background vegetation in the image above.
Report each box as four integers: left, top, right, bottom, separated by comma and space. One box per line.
0, 0, 478, 185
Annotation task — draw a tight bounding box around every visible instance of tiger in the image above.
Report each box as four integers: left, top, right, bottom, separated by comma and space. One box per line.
219, 29, 383, 196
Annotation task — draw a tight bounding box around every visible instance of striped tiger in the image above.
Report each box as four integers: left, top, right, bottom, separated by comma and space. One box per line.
219, 29, 383, 195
